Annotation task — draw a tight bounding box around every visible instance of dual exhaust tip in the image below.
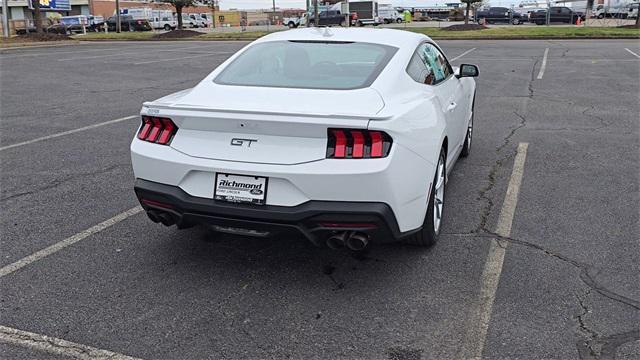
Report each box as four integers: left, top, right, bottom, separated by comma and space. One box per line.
147, 209, 370, 250
146, 210, 176, 227
326, 231, 370, 251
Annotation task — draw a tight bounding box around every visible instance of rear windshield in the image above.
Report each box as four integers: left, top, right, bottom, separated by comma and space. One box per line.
214, 40, 398, 90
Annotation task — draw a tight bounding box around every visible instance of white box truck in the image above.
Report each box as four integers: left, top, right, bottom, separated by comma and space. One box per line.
593, 0, 633, 18
120, 8, 177, 30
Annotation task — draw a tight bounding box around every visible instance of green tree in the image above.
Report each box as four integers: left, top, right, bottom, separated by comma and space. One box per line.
163, 0, 196, 29
460, 0, 483, 25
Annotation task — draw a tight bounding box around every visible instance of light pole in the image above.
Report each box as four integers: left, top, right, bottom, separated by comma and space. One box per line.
115, 0, 121, 33
314, 0, 319, 26
2, 0, 10, 38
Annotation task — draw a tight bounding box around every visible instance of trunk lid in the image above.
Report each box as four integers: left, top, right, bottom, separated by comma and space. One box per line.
146, 83, 386, 165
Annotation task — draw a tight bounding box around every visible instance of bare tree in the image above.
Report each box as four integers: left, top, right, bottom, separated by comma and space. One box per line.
163, 0, 196, 29
32, 0, 43, 33
460, 0, 484, 25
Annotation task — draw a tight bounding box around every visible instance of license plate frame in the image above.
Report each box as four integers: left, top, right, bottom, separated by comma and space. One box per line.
214, 173, 268, 205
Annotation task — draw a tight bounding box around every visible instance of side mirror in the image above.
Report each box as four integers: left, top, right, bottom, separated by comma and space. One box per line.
456, 64, 479, 78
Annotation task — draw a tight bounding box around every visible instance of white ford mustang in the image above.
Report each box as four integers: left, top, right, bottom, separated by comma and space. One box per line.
131, 28, 478, 250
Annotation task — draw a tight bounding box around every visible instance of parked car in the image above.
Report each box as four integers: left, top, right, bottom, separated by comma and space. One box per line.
87, 15, 105, 32
199, 13, 213, 27
627, 2, 639, 18
306, 10, 349, 26
184, 13, 207, 28
475, 7, 526, 25
530, 6, 585, 24
106, 16, 152, 32
59, 16, 89, 34
379, 6, 403, 23
284, 16, 302, 28
131, 28, 479, 250
15, 19, 69, 35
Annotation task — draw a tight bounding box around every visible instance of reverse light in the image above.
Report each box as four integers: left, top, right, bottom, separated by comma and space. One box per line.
326, 129, 392, 159
137, 116, 178, 145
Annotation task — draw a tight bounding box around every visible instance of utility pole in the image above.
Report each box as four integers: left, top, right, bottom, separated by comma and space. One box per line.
2, 0, 9, 38
306, 0, 310, 27
272, 0, 276, 12
314, 0, 319, 26
115, 0, 121, 33
344, 0, 349, 27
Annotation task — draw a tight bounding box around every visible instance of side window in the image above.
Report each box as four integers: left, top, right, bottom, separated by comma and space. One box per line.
407, 44, 434, 85
407, 43, 452, 85
421, 43, 452, 84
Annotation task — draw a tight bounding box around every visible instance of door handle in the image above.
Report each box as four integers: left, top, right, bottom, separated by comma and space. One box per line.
447, 102, 457, 112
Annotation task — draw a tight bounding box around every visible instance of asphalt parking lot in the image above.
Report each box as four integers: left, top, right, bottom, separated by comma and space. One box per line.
1, 39, 639, 359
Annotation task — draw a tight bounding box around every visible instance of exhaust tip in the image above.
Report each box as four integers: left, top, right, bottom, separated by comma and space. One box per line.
157, 212, 176, 227
326, 232, 347, 250
146, 210, 161, 223
346, 232, 369, 251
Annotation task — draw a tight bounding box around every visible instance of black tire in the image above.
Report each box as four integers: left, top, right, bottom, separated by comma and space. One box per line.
512, 18, 520, 25
460, 114, 473, 158
406, 148, 446, 247
164, 24, 171, 31
397, 18, 403, 23
288, 21, 296, 28
340, 19, 346, 26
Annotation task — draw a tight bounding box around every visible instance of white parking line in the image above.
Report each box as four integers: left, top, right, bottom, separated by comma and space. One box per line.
57, 45, 205, 61
134, 52, 220, 65
0, 207, 143, 278
0, 325, 141, 360
0, 45, 164, 59
0, 115, 137, 152
462, 142, 529, 359
624, 48, 640, 59
537, 48, 549, 79
0, 206, 142, 278
450, 48, 477, 62
133, 51, 234, 65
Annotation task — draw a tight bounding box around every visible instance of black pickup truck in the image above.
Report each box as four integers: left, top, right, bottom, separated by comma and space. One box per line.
475, 7, 526, 25
307, 10, 349, 26
529, 6, 586, 25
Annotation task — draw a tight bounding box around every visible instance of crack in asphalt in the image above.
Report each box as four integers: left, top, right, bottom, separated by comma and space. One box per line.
455, 54, 638, 358
475, 110, 526, 234
529, 105, 614, 133
0, 164, 128, 202
483, 230, 640, 311
576, 289, 600, 358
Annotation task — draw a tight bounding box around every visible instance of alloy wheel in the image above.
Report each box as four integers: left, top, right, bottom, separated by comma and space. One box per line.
433, 155, 445, 234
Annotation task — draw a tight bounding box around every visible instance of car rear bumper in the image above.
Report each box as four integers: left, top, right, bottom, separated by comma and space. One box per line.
134, 179, 419, 245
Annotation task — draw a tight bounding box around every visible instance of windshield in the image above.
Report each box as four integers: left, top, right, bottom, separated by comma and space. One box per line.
214, 40, 398, 90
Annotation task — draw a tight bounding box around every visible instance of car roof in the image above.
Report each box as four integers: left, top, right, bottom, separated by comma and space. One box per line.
254, 28, 428, 48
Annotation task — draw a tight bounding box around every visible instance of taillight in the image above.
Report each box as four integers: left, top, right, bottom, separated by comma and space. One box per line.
137, 116, 178, 145
326, 128, 392, 159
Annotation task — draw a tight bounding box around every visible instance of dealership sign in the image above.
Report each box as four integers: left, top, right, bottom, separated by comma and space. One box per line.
32, 0, 71, 11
